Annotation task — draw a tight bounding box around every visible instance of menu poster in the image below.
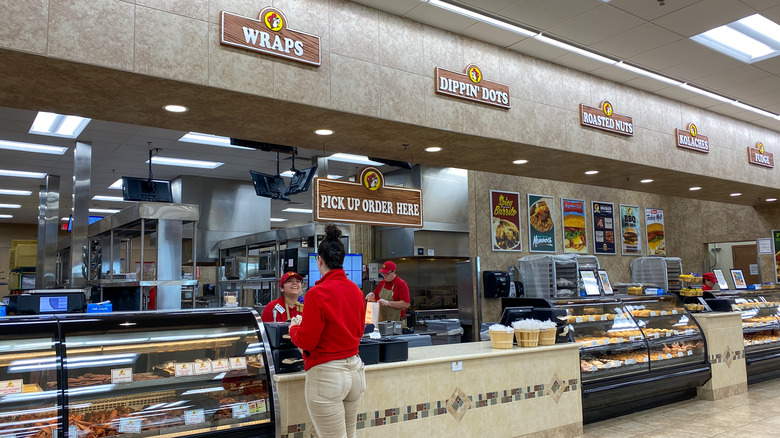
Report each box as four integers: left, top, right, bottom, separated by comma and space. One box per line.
598, 270, 613, 295
592, 201, 616, 255
713, 269, 729, 290
645, 208, 666, 256
774, 230, 780, 283
620, 204, 642, 256
490, 191, 522, 251
528, 194, 556, 253
731, 269, 747, 289
561, 198, 587, 254
580, 270, 601, 296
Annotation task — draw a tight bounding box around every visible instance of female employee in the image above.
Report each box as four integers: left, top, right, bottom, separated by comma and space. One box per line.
261, 271, 304, 322
366, 261, 410, 323
289, 224, 366, 438
702, 272, 718, 291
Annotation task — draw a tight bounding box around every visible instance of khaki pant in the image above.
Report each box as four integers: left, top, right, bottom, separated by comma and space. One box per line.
304, 355, 366, 438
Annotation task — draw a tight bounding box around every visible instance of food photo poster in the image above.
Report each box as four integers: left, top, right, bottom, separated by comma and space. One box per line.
528, 194, 556, 253
561, 198, 587, 254
490, 190, 522, 252
645, 208, 665, 256
592, 201, 616, 255
620, 204, 643, 256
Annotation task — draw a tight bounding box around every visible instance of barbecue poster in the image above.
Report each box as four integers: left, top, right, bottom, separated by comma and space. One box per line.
645, 208, 666, 256
490, 190, 522, 251
620, 204, 642, 256
592, 201, 616, 255
561, 198, 587, 254
528, 194, 556, 253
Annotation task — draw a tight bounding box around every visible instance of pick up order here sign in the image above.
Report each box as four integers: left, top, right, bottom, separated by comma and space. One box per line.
313, 167, 423, 227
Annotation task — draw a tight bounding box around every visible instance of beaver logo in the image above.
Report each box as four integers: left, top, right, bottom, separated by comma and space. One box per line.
363, 170, 381, 191
264, 11, 284, 31
602, 101, 613, 117
758, 142, 765, 154
468, 66, 482, 84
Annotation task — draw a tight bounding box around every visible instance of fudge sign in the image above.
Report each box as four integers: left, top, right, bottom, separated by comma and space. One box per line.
748, 142, 775, 168
313, 167, 423, 227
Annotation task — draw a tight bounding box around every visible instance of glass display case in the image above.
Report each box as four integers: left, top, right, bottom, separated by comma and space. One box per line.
0, 309, 276, 438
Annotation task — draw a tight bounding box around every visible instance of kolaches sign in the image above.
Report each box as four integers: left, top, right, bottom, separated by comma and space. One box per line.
313, 167, 423, 227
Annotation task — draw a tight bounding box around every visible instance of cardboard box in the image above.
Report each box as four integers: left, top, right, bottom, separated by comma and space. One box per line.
14, 244, 37, 268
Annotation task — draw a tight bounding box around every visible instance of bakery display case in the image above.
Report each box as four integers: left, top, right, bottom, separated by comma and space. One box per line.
0, 309, 277, 438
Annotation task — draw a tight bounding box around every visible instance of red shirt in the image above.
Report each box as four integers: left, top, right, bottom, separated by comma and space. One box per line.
260, 296, 303, 322
289, 269, 366, 370
372, 276, 410, 318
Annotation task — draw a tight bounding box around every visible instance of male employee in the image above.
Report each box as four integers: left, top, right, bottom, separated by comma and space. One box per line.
366, 261, 410, 322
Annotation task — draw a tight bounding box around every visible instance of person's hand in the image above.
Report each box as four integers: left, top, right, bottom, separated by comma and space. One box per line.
378, 299, 389, 306
290, 315, 302, 326
366, 292, 376, 302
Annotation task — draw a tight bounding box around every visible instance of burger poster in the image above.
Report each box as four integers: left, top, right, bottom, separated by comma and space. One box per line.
528, 194, 556, 253
592, 201, 616, 255
490, 191, 522, 251
561, 198, 587, 254
645, 208, 666, 256
620, 204, 642, 256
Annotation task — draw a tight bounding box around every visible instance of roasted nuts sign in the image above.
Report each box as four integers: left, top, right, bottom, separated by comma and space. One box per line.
313, 167, 423, 227
580, 100, 633, 136
435, 64, 510, 109
676, 123, 709, 153
220, 8, 321, 66
748, 142, 774, 168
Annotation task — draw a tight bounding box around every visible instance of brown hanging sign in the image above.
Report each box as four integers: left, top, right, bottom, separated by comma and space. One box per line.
675, 123, 709, 153
220, 8, 321, 66
435, 64, 511, 109
313, 167, 423, 227
748, 142, 774, 168
580, 100, 634, 136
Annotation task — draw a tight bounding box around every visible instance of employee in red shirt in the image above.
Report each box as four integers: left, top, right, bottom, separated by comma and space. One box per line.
261, 271, 304, 322
366, 261, 410, 323
702, 272, 718, 291
289, 224, 366, 438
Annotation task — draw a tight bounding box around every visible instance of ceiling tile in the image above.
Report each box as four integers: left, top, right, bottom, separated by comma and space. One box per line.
349, 0, 422, 16
548, 53, 613, 73
546, 4, 646, 45
499, 0, 602, 31
721, 75, 780, 99
591, 63, 644, 84
624, 76, 675, 93
403, 3, 479, 33
694, 65, 771, 93
590, 23, 682, 59
607, 0, 700, 21
458, 0, 519, 13
754, 55, 780, 75
460, 21, 529, 48
628, 38, 714, 71
507, 37, 567, 61
652, 0, 756, 37
661, 53, 743, 81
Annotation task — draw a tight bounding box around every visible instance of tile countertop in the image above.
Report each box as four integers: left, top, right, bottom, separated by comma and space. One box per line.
273, 341, 579, 382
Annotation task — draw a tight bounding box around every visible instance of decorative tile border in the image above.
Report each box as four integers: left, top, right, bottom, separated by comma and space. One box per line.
709, 346, 744, 368
280, 377, 579, 438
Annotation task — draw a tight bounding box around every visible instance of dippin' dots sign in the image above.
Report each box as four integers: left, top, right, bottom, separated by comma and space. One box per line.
435, 64, 511, 109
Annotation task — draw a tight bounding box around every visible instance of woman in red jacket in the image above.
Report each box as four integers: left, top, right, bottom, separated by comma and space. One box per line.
289, 224, 366, 438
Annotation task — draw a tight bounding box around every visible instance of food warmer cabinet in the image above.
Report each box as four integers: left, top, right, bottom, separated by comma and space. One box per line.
516, 254, 600, 298
0, 308, 277, 438
505, 294, 710, 423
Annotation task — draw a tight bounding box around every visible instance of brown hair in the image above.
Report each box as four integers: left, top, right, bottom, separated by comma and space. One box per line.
317, 224, 345, 270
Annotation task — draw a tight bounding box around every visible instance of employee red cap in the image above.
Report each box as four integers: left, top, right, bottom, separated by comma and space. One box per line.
702, 272, 717, 283
379, 261, 397, 274
280, 271, 303, 289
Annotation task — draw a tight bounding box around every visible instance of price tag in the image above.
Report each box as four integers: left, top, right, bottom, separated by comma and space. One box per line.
685, 329, 694, 335
673, 330, 679, 335
601, 315, 608, 321
111, 368, 133, 384
590, 341, 598, 347
660, 310, 667, 316
175, 363, 194, 377
69, 426, 78, 438
653, 333, 660, 339
194, 361, 213, 375
605, 362, 613, 369
687, 350, 693, 356
185, 409, 205, 425
119, 417, 142, 433
249, 399, 267, 414
666, 353, 673, 359
212, 358, 230, 372
666, 332, 672, 338
625, 359, 637, 365
650, 311, 657, 317
677, 352, 684, 358
0, 379, 22, 395
575, 317, 583, 323
229, 357, 247, 370
657, 354, 664, 360
672, 309, 678, 315
617, 337, 624, 343
233, 402, 250, 419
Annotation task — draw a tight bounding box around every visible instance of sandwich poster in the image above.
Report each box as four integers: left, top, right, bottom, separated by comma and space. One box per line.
561, 198, 587, 254
592, 201, 616, 255
528, 194, 556, 252
620, 204, 642, 256
645, 208, 666, 256
490, 191, 522, 251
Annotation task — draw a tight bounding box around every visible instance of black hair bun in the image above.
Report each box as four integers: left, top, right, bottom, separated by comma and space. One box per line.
324, 223, 342, 240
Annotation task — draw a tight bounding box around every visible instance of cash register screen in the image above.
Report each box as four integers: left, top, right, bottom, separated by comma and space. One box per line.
39, 296, 69, 313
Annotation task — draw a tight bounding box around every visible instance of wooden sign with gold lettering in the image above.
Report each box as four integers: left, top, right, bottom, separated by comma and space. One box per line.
435, 64, 510, 109
748, 142, 774, 168
580, 100, 633, 136
313, 167, 423, 227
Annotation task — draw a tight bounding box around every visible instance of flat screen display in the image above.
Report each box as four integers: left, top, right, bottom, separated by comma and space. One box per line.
285, 165, 318, 196
67, 215, 104, 232
39, 296, 68, 313
308, 253, 363, 289
249, 170, 290, 201
122, 177, 173, 202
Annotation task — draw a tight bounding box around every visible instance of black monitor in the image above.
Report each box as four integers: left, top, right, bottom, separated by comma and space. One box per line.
249, 170, 290, 201
122, 177, 173, 202
499, 306, 533, 327
15, 293, 86, 314
284, 165, 318, 196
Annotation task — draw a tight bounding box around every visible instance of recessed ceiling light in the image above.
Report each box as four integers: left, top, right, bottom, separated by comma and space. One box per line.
270, 218, 288, 222
147, 156, 223, 169
513, 159, 528, 165
689, 186, 702, 191
0, 214, 12, 219
109, 179, 123, 189
640, 179, 653, 183
282, 208, 313, 214
0, 169, 46, 178
767, 198, 777, 202
179, 132, 253, 150
0, 139, 68, 155
0, 203, 22, 209
89, 208, 120, 214
0, 189, 33, 196
163, 104, 188, 113
328, 153, 383, 166
92, 195, 130, 202
425, 147, 442, 152
315, 129, 334, 136
730, 193, 742, 197
29, 112, 91, 138
585, 170, 599, 175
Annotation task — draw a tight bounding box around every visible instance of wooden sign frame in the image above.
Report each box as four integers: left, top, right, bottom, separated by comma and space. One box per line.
580, 100, 634, 136
435, 64, 511, 109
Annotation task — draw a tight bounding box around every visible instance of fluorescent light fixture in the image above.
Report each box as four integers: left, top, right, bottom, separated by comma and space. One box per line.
315, 129, 334, 136
691, 14, 780, 63
163, 104, 188, 113
327, 174, 343, 179
678, 84, 733, 104
0, 189, 33, 196
427, 0, 536, 37
640, 179, 653, 183
29, 112, 91, 138
179, 132, 253, 150
730, 193, 742, 197
0, 204, 21, 208
732, 101, 777, 118
534, 34, 617, 64
614, 62, 682, 86
513, 159, 528, 164
0, 169, 46, 178
689, 186, 702, 191
282, 208, 313, 214
327, 153, 383, 166
767, 198, 777, 202
92, 195, 129, 202
108, 179, 123, 189
89, 208, 120, 214
148, 156, 223, 169
0, 139, 68, 155
585, 170, 599, 175
425, 146, 442, 152
0, 214, 12, 219
270, 218, 288, 222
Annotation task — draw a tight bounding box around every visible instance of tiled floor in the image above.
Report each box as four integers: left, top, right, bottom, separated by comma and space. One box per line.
580, 379, 780, 437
